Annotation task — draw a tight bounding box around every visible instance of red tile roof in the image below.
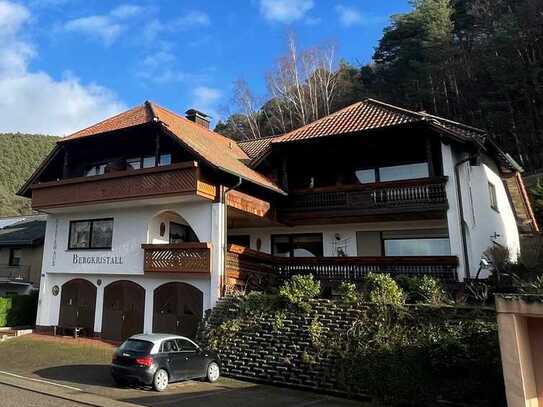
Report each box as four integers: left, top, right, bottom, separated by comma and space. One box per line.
238, 136, 277, 165
272, 99, 484, 144
59, 101, 284, 195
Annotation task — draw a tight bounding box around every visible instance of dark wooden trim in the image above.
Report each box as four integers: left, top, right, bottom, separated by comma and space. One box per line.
141, 242, 212, 249
31, 161, 198, 190
290, 176, 448, 194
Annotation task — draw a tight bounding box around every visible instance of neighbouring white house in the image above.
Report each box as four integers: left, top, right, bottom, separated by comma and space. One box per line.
17, 99, 538, 342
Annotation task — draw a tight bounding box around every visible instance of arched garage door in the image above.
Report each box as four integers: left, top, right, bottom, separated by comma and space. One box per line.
102, 280, 144, 342
153, 282, 203, 338
59, 279, 96, 334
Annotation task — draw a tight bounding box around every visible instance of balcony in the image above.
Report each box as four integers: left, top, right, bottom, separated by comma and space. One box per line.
226, 244, 458, 287
142, 243, 211, 275
30, 161, 217, 210
0, 265, 31, 283
278, 177, 448, 224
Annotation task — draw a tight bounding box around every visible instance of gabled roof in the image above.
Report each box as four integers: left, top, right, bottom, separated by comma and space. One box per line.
0, 218, 46, 247
272, 98, 485, 144
238, 136, 277, 166
36, 101, 284, 195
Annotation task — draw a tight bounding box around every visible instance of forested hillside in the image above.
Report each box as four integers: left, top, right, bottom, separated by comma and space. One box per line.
0, 134, 58, 217
216, 0, 543, 172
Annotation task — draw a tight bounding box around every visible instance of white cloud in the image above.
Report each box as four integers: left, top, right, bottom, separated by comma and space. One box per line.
64, 15, 122, 45
64, 4, 145, 45
192, 86, 222, 119
335, 5, 363, 27
259, 0, 314, 23
142, 11, 210, 43
110, 4, 143, 19
0, 1, 125, 135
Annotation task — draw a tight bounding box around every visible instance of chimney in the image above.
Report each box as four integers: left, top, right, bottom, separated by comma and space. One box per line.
185, 109, 211, 129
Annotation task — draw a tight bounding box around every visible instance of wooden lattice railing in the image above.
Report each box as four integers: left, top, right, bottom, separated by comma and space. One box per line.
281, 177, 448, 213
226, 244, 459, 288
142, 243, 211, 274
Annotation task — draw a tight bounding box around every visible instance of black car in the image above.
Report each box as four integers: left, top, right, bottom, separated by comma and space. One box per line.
111, 333, 221, 391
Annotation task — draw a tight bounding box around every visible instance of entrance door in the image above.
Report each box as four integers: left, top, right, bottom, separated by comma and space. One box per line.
153, 282, 203, 338
58, 279, 96, 334
102, 280, 145, 342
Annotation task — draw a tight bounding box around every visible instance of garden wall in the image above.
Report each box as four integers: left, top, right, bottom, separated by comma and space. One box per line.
199, 295, 504, 406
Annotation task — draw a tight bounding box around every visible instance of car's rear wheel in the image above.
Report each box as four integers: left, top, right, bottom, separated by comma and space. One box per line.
206, 362, 220, 383
153, 369, 169, 392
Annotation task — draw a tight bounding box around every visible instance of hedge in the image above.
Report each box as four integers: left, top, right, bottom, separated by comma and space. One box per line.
0, 293, 38, 327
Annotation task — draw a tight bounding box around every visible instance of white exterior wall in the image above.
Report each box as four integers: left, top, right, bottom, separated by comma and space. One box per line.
441, 142, 520, 279
35, 199, 223, 332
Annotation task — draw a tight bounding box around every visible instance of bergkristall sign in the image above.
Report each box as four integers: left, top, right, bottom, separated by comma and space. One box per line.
72, 254, 123, 265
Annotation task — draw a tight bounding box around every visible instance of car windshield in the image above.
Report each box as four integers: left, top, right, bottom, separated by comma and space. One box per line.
118, 339, 153, 353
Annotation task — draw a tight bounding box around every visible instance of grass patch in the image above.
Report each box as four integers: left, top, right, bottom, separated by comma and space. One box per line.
0, 335, 114, 375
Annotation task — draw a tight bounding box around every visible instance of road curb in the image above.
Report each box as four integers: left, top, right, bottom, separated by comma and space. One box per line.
0, 371, 139, 407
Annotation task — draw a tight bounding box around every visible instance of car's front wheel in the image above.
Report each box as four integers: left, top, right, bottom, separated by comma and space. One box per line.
206, 362, 220, 383
153, 369, 169, 392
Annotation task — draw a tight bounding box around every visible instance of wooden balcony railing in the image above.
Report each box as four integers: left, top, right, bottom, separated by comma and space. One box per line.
142, 243, 211, 275
31, 161, 217, 209
226, 244, 458, 286
279, 177, 448, 223
0, 265, 31, 282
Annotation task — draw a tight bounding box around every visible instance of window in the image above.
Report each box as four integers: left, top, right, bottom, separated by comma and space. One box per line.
142, 156, 155, 168
175, 339, 199, 352
169, 222, 198, 244
271, 234, 323, 257
159, 153, 171, 166
119, 339, 153, 353
489, 182, 498, 212
126, 157, 142, 170
382, 230, 450, 257
85, 164, 106, 177
228, 235, 250, 247
355, 169, 376, 184
161, 340, 179, 353
9, 248, 22, 266
379, 162, 429, 182
69, 218, 113, 249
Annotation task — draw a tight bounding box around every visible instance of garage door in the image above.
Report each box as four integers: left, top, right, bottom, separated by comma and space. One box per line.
153, 282, 203, 338
58, 279, 96, 334
101, 280, 144, 342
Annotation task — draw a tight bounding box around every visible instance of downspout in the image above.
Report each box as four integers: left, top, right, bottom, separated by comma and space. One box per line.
221, 177, 243, 295
454, 153, 479, 281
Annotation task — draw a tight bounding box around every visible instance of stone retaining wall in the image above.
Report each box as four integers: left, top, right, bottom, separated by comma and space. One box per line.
198, 296, 497, 397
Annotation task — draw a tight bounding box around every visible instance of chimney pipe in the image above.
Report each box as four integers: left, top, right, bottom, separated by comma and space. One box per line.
185, 109, 211, 129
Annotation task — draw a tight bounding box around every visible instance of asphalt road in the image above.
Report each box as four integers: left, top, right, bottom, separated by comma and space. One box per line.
0, 383, 91, 407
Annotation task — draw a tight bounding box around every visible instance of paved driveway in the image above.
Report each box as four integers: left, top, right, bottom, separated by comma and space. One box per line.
0, 335, 366, 407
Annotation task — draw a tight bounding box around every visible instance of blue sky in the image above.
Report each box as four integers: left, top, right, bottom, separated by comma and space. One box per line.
0, 0, 411, 135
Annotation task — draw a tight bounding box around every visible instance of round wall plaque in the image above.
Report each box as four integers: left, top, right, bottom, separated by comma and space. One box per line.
52, 285, 60, 296
97, 279, 102, 286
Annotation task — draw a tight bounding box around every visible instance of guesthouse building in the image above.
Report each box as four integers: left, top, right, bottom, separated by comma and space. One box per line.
18, 99, 537, 341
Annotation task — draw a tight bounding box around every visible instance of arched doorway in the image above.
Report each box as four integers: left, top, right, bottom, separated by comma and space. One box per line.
59, 279, 96, 334
102, 280, 145, 342
153, 282, 203, 338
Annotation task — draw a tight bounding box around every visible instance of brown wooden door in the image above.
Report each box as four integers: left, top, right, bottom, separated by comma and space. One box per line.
58, 279, 96, 333
153, 282, 203, 338
101, 280, 144, 342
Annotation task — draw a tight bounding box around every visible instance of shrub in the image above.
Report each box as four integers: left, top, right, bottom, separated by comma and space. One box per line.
279, 274, 321, 311
0, 293, 38, 327
400, 276, 448, 304
337, 282, 359, 303
364, 273, 404, 305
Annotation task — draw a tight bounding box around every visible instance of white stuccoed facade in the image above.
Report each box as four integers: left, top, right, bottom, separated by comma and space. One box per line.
35, 197, 225, 334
